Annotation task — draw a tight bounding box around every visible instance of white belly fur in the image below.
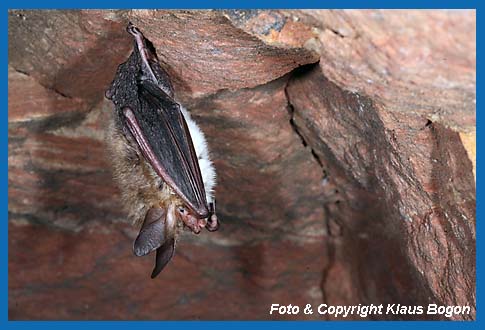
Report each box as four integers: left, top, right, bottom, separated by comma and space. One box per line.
179, 106, 216, 204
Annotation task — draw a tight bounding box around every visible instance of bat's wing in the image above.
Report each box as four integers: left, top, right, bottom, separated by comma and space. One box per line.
123, 80, 208, 218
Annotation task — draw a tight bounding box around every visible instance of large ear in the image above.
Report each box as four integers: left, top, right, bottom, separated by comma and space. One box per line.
133, 207, 166, 257
151, 238, 175, 278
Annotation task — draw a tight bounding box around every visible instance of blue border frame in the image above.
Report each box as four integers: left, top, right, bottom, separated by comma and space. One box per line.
0, 0, 481, 9
3, 0, 479, 328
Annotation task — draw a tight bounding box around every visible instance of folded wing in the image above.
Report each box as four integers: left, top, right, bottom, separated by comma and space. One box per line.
123, 79, 209, 218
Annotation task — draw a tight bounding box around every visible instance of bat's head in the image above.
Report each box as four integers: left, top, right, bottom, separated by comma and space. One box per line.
132, 198, 212, 278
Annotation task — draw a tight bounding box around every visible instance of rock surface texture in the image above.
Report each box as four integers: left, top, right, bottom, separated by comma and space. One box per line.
8, 10, 476, 320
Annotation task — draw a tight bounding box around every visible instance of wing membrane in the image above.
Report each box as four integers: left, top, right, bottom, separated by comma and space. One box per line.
124, 80, 208, 218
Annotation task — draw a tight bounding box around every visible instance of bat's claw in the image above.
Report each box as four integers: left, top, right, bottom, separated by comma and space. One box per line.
206, 213, 219, 232
198, 218, 208, 227
206, 201, 219, 232
126, 21, 141, 36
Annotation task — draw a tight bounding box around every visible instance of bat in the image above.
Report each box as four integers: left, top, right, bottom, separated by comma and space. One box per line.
105, 22, 219, 278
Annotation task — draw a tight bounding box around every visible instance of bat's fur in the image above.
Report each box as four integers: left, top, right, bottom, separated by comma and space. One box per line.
179, 106, 216, 204
106, 104, 216, 230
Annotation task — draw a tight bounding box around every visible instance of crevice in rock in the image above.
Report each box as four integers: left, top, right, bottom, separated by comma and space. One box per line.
12, 67, 29, 76
11, 66, 74, 99
423, 119, 433, 129
284, 64, 325, 170
50, 87, 72, 99
9, 66, 104, 134
328, 27, 346, 39
284, 63, 339, 310
284, 62, 476, 319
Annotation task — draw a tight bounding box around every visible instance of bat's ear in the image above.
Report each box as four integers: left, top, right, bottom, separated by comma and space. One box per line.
151, 238, 175, 278
133, 207, 167, 257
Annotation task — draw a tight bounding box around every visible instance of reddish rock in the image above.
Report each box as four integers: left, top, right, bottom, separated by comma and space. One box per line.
8, 66, 87, 124
186, 78, 326, 243
287, 62, 475, 321
223, 10, 317, 48
291, 10, 476, 133
9, 223, 326, 320
8, 9, 475, 320
127, 10, 319, 99
8, 106, 123, 231
8, 10, 132, 106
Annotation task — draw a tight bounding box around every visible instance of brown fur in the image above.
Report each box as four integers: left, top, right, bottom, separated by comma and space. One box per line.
106, 110, 184, 237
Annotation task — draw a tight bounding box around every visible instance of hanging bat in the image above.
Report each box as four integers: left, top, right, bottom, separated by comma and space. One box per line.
105, 22, 219, 278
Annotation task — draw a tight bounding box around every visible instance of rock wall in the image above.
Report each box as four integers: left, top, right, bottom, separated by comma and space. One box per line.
8, 10, 475, 320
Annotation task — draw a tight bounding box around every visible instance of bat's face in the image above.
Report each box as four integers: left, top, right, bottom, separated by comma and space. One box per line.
106, 23, 218, 278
